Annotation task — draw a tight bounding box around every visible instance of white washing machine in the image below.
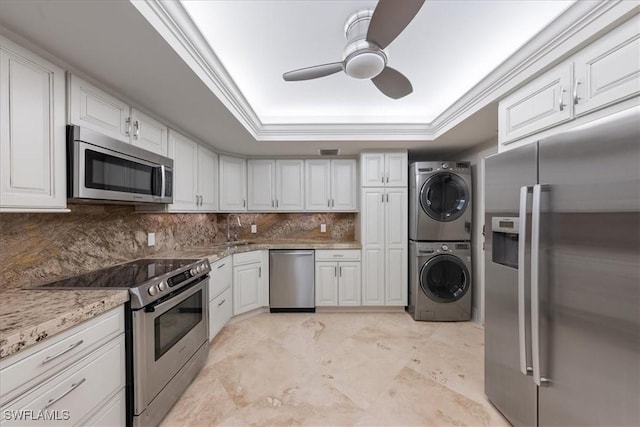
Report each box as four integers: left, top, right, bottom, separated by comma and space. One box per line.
409, 161, 472, 241
408, 241, 472, 321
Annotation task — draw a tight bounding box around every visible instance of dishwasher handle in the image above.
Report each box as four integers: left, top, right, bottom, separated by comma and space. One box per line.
270, 251, 314, 256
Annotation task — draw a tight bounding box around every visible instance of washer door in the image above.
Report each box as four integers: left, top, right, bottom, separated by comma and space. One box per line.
419, 254, 470, 303
419, 172, 469, 222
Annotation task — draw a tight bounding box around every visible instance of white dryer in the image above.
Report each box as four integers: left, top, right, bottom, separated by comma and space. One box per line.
408, 241, 472, 321
409, 161, 472, 241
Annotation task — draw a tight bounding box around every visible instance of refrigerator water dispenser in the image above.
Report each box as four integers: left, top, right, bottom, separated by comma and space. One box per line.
491, 217, 519, 269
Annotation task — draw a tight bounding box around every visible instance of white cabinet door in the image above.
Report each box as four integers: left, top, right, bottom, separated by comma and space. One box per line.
499, 63, 572, 145
315, 262, 338, 306
361, 188, 385, 305
0, 37, 66, 211
130, 108, 168, 156
197, 145, 218, 211
68, 74, 129, 143
385, 188, 408, 305
209, 287, 232, 341
385, 153, 408, 187
248, 160, 275, 211
573, 16, 640, 117
167, 131, 198, 211
219, 155, 247, 211
305, 159, 331, 211
338, 262, 361, 306
276, 160, 304, 211
361, 153, 385, 187
233, 262, 261, 315
331, 159, 357, 211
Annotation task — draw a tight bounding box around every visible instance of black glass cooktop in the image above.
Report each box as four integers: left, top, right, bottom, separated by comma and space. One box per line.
37, 259, 200, 289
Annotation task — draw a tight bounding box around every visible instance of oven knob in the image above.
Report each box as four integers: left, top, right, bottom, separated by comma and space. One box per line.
158, 281, 167, 292
441, 244, 449, 251
190, 268, 197, 276
148, 285, 158, 296
441, 162, 449, 169
196, 265, 202, 273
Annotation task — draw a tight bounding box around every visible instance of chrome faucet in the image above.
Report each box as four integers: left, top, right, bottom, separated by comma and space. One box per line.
226, 214, 242, 242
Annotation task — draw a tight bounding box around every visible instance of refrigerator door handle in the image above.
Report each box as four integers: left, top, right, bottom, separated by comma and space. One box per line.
532, 184, 551, 387
518, 186, 534, 376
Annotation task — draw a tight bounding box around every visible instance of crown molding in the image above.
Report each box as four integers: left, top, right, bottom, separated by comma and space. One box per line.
132, 0, 638, 142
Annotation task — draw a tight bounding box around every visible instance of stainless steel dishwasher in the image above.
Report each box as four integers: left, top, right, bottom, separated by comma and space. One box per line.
269, 250, 315, 312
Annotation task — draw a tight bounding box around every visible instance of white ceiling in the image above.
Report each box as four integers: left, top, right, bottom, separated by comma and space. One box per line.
181, 0, 573, 125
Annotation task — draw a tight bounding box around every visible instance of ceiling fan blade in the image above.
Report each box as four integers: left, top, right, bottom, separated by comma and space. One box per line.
367, 0, 425, 49
283, 62, 344, 81
372, 67, 413, 99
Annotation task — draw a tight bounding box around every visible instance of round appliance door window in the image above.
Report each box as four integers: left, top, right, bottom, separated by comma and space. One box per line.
419, 173, 469, 222
419, 255, 470, 303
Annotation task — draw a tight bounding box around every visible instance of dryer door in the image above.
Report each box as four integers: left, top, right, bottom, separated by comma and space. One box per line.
419, 173, 470, 222
420, 254, 470, 303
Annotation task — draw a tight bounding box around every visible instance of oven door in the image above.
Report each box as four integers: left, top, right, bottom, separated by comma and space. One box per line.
132, 276, 209, 414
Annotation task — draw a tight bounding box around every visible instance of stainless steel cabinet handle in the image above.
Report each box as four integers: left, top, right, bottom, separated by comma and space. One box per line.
276, 199, 279, 208
333, 254, 344, 258
573, 80, 581, 105
339, 266, 342, 277
42, 340, 84, 365
243, 199, 246, 208
518, 186, 533, 376
258, 266, 261, 278
531, 184, 550, 387
271, 200, 274, 208
328, 199, 331, 207
133, 120, 140, 139
218, 299, 226, 307
331, 199, 334, 208
43, 378, 86, 409
125, 117, 131, 136
217, 263, 225, 269
386, 193, 389, 203
381, 194, 384, 203
334, 266, 337, 277
381, 175, 384, 183
558, 84, 566, 111
386, 175, 389, 183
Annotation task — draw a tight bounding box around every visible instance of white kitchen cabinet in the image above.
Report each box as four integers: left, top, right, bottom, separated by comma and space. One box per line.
361, 187, 408, 306
168, 130, 218, 212
68, 75, 168, 156
360, 152, 407, 187
0, 36, 67, 212
315, 250, 361, 306
219, 155, 247, 212
248, 159, 304, 211
573, 16, 640, 117
276, 160, 305, 211
209, 257, 232, 341
248, 160, 275, 211
305, 159, 357, 211
232, 251, 265, 315
0, 307, 125, 423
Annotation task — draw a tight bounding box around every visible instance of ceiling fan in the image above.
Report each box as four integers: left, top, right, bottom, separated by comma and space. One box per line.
282, 0, 425, 99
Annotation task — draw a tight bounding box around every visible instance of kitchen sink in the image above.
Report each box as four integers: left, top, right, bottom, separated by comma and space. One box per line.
213, 241, 255, 249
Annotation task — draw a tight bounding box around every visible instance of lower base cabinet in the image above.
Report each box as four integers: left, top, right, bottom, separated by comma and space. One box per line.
209, 257, 233, 341
232, 251, 267, 315
315, 250, 361, 306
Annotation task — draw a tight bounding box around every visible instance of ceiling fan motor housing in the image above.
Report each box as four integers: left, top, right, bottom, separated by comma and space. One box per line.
343, 9, 387, 79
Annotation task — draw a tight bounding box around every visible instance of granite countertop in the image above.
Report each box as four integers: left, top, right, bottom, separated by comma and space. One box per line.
0, 240, 359, 360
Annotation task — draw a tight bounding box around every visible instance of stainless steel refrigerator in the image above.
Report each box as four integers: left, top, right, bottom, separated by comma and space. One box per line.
484, 106, 640, 426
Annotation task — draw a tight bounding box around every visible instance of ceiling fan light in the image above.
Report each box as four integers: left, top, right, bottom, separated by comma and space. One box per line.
345, 52, 386, 79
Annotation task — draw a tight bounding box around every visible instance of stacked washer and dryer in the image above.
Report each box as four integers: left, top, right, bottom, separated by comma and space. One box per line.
408, 161, 473, 321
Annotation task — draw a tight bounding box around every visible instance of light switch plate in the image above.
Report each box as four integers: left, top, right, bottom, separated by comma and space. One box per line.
148, 232, 155, 246
320, 224, 327, 233
251, 224, 257, 233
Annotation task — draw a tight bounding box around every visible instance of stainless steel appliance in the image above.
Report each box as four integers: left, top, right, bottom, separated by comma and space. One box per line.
409, 161, 472, 241
484, 107, 640, 426
408, 241, 471, 321
38, 258, 211, 426
67, 125, 173, 204
269, 250, 315, 312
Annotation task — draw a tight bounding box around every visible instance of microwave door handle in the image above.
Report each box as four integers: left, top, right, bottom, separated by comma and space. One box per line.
518, 186, 533, 376
160, 165, 166, 198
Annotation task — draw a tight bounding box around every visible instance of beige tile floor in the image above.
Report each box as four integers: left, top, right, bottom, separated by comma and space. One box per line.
161, 312, 510, 426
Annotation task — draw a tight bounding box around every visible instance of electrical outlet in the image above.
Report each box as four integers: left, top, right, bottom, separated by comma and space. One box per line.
147, 232, 155, 246
251, 224, 257, 234
320, 224, 327, 233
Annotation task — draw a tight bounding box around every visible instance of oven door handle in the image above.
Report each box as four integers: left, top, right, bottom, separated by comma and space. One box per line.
144, 276, 208, 315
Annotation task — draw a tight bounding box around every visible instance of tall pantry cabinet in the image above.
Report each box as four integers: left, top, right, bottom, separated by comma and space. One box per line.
359, 152, 408, 306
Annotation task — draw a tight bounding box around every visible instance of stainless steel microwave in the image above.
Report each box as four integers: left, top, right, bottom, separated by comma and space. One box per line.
67, 125, 173, 204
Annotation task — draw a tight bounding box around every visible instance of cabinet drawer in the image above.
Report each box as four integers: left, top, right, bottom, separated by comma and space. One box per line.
209, 287, 233, 341
209, 257, 232, 299
315, 250, 361, 261
0, 307, 124, 404
84, 388, 126, 427
233, 250, 262, 266
1, 336, 125, 426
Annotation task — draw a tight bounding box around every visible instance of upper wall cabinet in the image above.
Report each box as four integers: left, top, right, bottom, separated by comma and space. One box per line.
0, 36, 67, 212
168, 130, 217, 212
219, 155, 247, 212
499, 15, 640, 147
361, 152, 408, 187
248, 159, 304, 211
68, 75, 168, 156
305, 159, 357, 211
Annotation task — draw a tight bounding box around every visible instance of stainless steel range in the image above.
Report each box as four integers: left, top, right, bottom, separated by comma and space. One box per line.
38, 258, 211, 426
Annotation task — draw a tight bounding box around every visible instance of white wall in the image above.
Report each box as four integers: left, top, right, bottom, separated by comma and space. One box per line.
455, 139, 498, 325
